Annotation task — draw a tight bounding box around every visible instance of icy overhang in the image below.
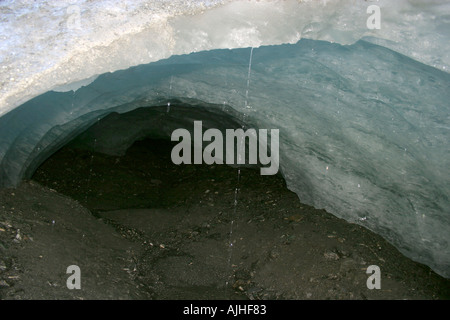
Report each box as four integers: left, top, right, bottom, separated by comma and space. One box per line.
1, 0, 449, 117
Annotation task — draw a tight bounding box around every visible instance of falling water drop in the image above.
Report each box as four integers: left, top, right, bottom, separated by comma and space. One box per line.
167, 76, 174, 113
225, 47, 254, 296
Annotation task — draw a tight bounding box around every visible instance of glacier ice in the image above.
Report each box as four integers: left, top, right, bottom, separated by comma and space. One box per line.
0, 0, 449, 278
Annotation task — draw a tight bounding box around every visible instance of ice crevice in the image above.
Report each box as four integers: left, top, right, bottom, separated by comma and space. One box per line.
0, 0, 449, 278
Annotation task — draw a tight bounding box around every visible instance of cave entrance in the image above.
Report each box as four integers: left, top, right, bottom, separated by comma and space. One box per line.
26, 105, 450, 300
32, 103, 282, 213
30, 104, 296, 299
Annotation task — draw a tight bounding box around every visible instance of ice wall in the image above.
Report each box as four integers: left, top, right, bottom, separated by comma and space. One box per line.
1, 39, 449, 278
0, 1, 449, 277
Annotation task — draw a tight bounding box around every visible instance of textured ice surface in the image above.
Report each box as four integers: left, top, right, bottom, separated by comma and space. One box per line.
0, 1, 449, 277
1, 39, 449, 277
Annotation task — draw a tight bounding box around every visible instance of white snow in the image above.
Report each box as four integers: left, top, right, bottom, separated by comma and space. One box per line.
1, 0, 449, 116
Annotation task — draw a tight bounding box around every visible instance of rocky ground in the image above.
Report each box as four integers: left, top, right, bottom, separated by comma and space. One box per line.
1, 138, 449, 300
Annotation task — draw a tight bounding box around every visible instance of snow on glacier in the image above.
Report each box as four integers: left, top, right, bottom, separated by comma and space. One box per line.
0, 0, 449, 277
1, 0, 450, 116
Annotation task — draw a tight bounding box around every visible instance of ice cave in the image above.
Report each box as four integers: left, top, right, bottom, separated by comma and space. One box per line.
0, 0, 449, 297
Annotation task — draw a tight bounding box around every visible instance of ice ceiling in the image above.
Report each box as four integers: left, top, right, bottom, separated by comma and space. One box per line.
0, 0, 449, 278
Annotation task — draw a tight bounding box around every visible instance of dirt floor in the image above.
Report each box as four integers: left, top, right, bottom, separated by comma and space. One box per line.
0, 138, 449, 300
